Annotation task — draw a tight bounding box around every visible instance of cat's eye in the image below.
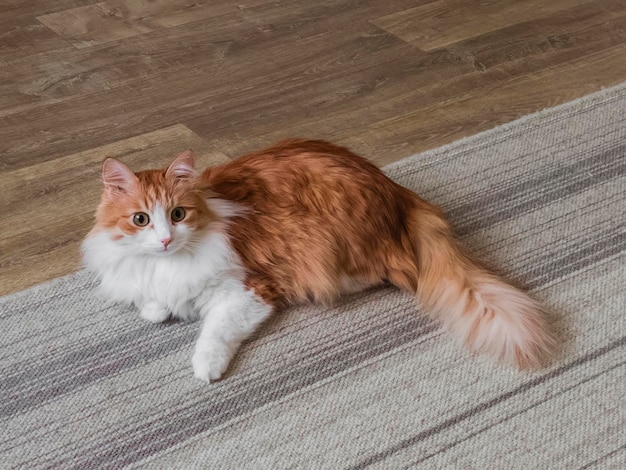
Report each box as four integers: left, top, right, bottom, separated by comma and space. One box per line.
171, 207, 186, 222
132, 212, 150, 227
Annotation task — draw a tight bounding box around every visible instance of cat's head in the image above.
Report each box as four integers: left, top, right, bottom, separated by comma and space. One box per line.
91, 151, 216, 255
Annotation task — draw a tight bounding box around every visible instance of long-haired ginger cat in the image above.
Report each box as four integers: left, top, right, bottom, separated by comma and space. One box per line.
83, 139, 555, 382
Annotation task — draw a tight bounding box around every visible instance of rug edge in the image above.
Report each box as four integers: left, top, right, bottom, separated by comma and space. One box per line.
383, 81, 626, 173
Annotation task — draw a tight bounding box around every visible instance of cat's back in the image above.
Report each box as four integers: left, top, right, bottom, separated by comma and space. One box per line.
200, 138, 397, 206
199, 139, 418, 305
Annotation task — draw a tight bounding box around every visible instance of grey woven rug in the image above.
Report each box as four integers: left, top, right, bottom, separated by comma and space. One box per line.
2, 84, 625, 469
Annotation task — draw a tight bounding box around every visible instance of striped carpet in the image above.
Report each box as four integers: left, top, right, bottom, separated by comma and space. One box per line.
2, 84, 625, 469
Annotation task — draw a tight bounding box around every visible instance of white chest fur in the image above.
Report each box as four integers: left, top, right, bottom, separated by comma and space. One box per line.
82, 230, 243, 317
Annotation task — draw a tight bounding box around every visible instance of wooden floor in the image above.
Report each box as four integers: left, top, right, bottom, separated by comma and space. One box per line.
2, 0, 626, 296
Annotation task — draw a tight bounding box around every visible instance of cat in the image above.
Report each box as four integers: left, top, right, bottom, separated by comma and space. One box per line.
82, 139, 555, 382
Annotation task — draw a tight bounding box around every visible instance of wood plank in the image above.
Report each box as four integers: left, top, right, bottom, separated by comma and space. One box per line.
186, 7, 626, 162
1, 5, 287, 117
449, 0, 626, 71
0, 17, 73, 67
4, 1, 625, 168
187, 1, 626, 163
37, 2, 153, 48
0, 0, 96, 19
372, 0, 595, 51
0, 39, 172, 118
0, 0, 426, 124
1, 1, 416, 126
0, 21, 412, 171
6, 0, 624, 170
340, 43, 626, 164
0, 124, 228, 296
1, 5, 255, 118
36, 0, 276, 48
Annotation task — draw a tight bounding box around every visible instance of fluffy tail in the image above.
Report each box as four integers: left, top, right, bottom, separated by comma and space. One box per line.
401, 199, 556, 369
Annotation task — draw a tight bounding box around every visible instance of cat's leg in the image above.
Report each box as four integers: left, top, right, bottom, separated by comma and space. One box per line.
171, 300, 199, 322
192, 279, 273, 382
140, 300, 170, 323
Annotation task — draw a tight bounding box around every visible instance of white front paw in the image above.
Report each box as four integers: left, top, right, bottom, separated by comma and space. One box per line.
192, 346, 232, 382
140, 302, 170, 323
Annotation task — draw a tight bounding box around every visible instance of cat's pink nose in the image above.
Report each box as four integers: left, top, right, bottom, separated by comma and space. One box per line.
160, 237, 172, 249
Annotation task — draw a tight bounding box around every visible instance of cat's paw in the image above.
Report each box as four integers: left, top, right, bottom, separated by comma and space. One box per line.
140, 302, 170, 323
191, 346, 232, 382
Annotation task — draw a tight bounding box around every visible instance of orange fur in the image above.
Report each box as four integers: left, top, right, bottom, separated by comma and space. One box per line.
201, 139, 555, 368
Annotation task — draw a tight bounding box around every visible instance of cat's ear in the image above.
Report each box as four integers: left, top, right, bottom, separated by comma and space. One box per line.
101, 158, 139, 195
166, 150, 196, 181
